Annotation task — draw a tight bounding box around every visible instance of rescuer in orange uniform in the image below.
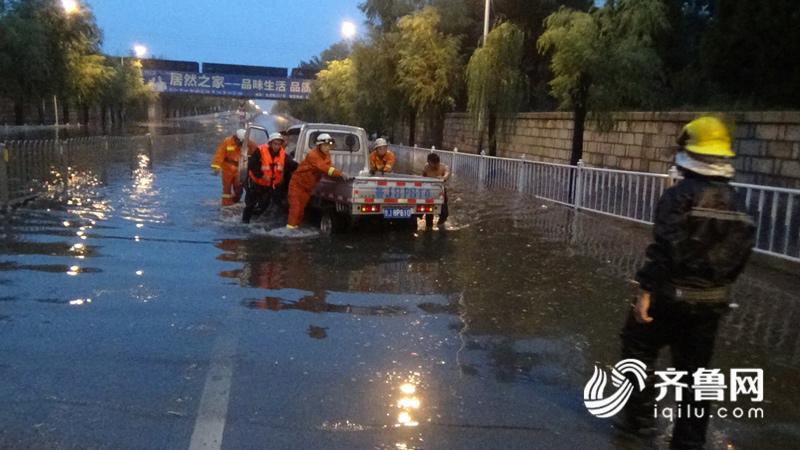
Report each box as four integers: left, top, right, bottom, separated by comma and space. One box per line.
286, 133, 347, 229
211, 129, 247, 206
368, 138, 396, 175
243, 132, 289, 223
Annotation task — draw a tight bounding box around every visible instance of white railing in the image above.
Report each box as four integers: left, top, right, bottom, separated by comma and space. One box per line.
395, 145, 800, 263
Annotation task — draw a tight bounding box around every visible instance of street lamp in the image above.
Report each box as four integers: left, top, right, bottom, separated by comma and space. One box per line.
61, 0, 79, 15
55, 0, 80, 136
133, 44, 148, 59
482, 0, 491, 46
341, 21, 357, 40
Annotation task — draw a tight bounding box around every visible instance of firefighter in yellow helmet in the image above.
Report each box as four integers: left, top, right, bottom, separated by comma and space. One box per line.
616, 116, 755, 449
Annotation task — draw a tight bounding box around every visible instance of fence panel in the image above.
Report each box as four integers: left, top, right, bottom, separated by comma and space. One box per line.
393, 145, 800, 263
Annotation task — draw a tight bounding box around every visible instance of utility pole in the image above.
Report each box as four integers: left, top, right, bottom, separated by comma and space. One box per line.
483, 0, 491, 46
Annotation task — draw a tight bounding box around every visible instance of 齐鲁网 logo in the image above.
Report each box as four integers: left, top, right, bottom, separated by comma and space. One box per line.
583, 359, 647, 418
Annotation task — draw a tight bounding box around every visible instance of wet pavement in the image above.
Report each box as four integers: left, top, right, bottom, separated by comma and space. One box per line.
0, 115, 798, 449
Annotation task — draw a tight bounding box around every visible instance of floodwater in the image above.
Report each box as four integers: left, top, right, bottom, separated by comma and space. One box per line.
0, 113, 221, 141
0, 115, 798, 450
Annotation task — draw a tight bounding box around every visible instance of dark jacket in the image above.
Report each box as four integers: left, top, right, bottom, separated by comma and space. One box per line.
636, 170, 755, 296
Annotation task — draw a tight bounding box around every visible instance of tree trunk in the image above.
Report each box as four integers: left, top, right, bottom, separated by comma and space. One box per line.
408, 109, 417, 146
81, 103, 90, 125
37, 99, 45, 125
570, 75, 591, 165
13, 99, 24, 125
487, 110, 498, 156
62, 102, 70, 125
101, 104, 108, 132
571, 104, 586, 165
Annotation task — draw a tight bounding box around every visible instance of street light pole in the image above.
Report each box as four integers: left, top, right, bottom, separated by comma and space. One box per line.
483, 0, 491, 45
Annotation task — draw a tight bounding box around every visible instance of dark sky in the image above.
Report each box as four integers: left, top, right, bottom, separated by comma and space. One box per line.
87, 0, 365, 69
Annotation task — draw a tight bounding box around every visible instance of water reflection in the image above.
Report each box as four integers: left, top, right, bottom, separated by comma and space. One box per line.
243, 293, 409, 317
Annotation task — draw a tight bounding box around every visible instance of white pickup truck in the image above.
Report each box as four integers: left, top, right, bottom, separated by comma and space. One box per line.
240, 123, 445, 233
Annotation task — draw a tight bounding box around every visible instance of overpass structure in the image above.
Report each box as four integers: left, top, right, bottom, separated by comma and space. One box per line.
140, 59, 313, 101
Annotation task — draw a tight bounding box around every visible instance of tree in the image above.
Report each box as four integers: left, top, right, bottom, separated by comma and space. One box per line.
654, 0, 714, 106
297, 41, 352, 75
538, 0, 667, 164
701, 0, 800, 107
350, 32, 405, 139
466, 21, 527, 156
0, 0, 103, 124
100, 58, 154, 128
395, 6, 460, 145
491, 0, 593, 109
65, 52, 111, 124
359, 0, 425, 32
309, 58, 358, 125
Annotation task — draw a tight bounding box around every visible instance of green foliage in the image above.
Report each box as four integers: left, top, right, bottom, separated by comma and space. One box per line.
538, 0, 667, 127
359, 0, 425, 32
350, 32, 405, 133
0, 0, 155, 123
309, 58, 358, 125
466, 22, 526, 137
102, 58, 154, 108
298, 41, 352, 75
396, 6, 460, 115
65, 52, 111, 106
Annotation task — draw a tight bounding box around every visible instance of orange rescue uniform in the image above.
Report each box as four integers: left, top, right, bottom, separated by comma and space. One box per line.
369, 149, 396, 174
288, 148, 342, 227
211, 136, 243, 206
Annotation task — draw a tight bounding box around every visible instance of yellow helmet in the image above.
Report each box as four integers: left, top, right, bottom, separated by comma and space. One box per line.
678, 116, 735, 158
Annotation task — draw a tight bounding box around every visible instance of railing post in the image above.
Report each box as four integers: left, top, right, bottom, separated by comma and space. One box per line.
1, 143, 9, 212
478, 152, 487, 186
59, 138, 68, 198
667, 165, 679, 187
574, 159, 584, 210
517, 161, 528, 193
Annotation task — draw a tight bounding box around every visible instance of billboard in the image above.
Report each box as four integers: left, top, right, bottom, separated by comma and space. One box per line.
143, 69, 311, 100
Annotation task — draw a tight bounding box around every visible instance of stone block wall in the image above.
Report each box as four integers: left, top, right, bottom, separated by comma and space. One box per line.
442, 111, 800, 188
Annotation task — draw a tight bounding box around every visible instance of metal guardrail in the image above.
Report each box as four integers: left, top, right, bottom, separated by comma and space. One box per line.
395, 145, 800, 263
0, 131, 221, 211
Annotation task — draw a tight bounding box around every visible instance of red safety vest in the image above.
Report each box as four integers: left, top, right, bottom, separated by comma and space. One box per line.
249, 145, 286, 188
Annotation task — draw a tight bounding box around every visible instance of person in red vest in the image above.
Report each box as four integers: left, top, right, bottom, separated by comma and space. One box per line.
242, 132, 288, 223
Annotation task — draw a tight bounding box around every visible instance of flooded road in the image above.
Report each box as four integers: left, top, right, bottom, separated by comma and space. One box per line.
1, 116, 798, 449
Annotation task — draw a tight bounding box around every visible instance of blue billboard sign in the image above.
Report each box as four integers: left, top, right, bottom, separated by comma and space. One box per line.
142, 69, 312, 100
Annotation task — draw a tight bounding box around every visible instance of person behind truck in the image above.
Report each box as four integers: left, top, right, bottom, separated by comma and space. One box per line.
242, 132, 287, 223
286, 133, 348, 229
211, 129, 247, 206
422, 152, 450, 228
617, 116, 755, 450
369, 138, 396, 175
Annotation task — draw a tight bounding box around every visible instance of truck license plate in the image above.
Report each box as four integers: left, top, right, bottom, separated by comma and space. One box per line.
384, 208, 412, 219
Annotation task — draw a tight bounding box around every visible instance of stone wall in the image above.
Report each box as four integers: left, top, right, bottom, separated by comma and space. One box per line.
442, 111, 800, 188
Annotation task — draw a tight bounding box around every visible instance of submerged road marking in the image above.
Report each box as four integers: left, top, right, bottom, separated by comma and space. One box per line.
189, 322, 240, 450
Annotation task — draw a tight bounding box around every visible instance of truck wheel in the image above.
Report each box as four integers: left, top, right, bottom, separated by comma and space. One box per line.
320, 211, 334, 236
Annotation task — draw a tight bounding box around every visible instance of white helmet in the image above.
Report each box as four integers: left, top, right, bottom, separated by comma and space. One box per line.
373, 138, 388, 149
316, 133, 335, 145
235, 129, 246, 141
268, 132, 285, 144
